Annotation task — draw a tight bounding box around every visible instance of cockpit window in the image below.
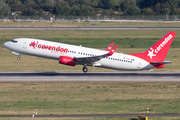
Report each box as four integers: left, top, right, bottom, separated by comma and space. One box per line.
11, 40, 17, 43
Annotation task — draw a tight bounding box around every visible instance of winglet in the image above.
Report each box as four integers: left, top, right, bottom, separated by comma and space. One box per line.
107, 44, 118, 56
105, 42, 115, 51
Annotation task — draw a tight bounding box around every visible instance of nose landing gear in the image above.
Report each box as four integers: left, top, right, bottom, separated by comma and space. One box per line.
82, 66, 88, 73
17, 56, 20, 60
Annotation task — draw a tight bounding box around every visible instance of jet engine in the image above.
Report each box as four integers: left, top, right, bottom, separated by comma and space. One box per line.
59, 56, 76, 66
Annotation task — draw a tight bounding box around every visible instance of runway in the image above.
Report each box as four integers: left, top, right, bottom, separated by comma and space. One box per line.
1, 27, 180, 30
0, 72, 180, 82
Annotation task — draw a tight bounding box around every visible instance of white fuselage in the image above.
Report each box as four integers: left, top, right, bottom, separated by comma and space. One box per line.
3, 38, 155, 71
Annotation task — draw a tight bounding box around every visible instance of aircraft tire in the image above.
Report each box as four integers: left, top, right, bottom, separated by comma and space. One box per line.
83, 66, 88, 73
17, 56, 20, 60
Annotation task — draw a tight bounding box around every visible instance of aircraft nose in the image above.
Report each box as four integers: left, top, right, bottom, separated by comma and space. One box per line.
3, 42, 9, 48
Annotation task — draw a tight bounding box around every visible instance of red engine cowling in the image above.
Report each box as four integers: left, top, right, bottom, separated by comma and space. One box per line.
59, 56, 76, 66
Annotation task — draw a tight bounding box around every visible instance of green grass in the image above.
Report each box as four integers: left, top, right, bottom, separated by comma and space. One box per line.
1, 30, 180, 48
100, 117, 180, 120
0, 82, 180, 116
46, 37, 180, 48
0, 117, 180, 120
0, 118, 91, 120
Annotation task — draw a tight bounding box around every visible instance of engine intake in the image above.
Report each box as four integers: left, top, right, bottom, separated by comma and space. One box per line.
59, 56, 76, 66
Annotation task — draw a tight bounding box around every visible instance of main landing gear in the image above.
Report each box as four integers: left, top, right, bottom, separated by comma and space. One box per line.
82, 66, 88, 73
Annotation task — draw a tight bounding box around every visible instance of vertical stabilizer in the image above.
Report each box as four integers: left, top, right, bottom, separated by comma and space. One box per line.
130, 31, 176, 68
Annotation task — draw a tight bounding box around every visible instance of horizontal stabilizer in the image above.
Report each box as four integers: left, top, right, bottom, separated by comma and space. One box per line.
151, 61, 172, 64
150, 61, 171, 68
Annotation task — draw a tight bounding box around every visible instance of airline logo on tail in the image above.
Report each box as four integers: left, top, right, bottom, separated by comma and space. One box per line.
147, 48, 156, 59
147, 34, 173, 59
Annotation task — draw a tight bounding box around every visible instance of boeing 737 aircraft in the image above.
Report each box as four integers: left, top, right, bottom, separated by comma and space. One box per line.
3, 31, 176, 73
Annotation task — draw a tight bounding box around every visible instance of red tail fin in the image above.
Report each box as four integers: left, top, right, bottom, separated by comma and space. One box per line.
130, 31, 176, 63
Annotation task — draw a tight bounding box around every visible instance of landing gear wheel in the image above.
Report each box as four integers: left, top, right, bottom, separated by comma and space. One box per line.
17, 56, 20, 60
82, 66, 88, 73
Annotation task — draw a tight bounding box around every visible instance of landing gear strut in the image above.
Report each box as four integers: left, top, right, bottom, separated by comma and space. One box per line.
17, 56, 20, 60
82, 66, 88, 73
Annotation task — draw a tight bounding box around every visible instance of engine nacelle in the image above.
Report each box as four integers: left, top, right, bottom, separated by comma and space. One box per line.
59, 56, 76, 66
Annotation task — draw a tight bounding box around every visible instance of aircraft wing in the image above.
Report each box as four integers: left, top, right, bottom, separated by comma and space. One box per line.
76, 44, 118, 63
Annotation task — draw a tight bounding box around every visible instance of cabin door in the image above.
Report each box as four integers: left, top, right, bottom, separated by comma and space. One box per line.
22, 40, 27, 49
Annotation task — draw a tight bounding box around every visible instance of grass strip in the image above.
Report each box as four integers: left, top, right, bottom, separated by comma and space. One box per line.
0, 82, 180, 115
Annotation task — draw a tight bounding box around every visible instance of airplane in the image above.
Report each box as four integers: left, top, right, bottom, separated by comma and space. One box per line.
3, 31, 176, 73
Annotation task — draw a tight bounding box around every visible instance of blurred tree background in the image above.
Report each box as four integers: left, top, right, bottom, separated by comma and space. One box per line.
1, 0, 180, 16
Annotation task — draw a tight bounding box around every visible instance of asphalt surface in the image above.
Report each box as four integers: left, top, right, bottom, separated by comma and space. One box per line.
0, 72, 180, 82
1, 27, 180, 30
